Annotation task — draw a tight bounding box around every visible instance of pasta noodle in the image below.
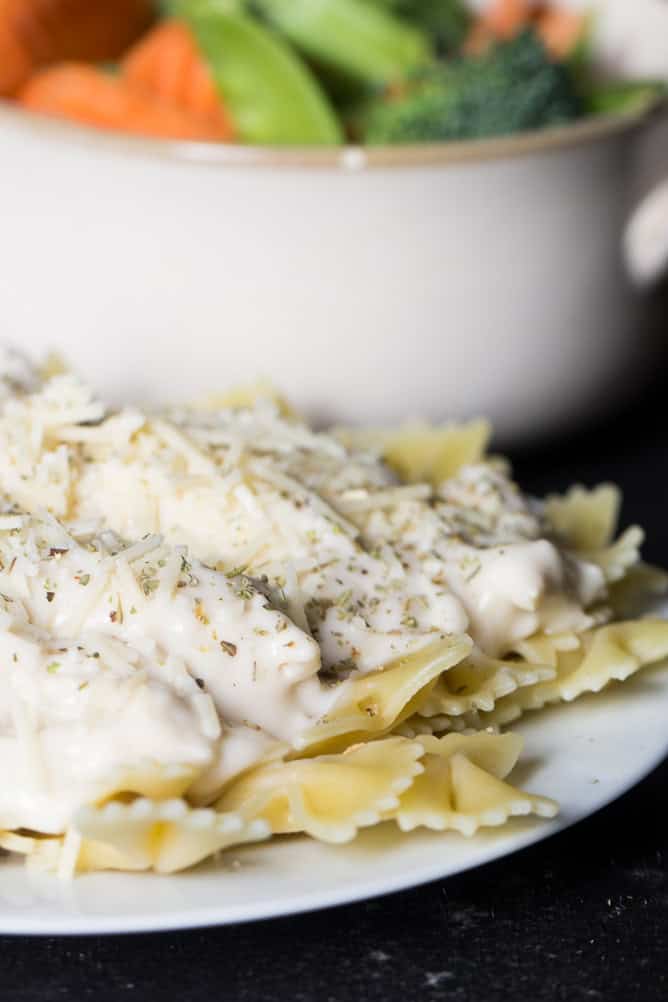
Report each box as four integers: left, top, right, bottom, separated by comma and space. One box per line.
477, 620, 668, 728
412, 649, 555, 718
608, 563, 668, 618
545, 483, 622, 551
0, 352, 666, 875
545, 484, 644, 583
218, 733, 556, 842
335, 418, 492, 486
394, 714, 470, 738
73, 800, 270, 874
293, 636, 473, 754
217, 736, 425, 843
393, 734, 557, 834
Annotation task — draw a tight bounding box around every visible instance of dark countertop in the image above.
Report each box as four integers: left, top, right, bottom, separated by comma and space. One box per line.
2, 322, 668, 1002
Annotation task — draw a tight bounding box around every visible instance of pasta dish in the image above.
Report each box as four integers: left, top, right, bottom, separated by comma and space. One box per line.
0, 347, 666, 876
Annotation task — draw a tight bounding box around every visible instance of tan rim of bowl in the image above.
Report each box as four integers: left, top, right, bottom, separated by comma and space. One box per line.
1, 95, 665, 170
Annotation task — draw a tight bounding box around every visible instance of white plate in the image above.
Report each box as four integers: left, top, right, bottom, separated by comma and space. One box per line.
1, 652, 667, 935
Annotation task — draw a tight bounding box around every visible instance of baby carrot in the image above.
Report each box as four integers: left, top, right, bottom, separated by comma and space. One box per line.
464, 0, 531, 54
122, 19, 234, 138
0, 0, 154, 95
485, 0, 532, 38
19, 63, 233, 140
0, 18, 34, 95
465, 1, 584, 60
536, 8, 585, 60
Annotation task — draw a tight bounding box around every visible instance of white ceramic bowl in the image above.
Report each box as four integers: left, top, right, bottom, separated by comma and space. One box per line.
1, 21, 667, 440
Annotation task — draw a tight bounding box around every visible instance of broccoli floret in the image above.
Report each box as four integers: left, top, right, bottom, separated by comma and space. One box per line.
365, 30, 584, 144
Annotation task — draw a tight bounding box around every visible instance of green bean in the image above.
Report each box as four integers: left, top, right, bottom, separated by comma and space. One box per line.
252, 0, 432, 85
177, 1, 343, 144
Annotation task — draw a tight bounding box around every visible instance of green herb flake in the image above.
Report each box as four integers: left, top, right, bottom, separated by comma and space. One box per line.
335, 589, 353, 608
225, 564, 248, 579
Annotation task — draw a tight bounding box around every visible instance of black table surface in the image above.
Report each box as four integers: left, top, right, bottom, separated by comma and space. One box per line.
3, 348, 668, 1002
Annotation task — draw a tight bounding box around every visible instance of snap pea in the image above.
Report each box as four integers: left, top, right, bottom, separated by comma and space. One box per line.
251, 0, 432, 85
365, 0, 471, 53
176, 1, 343, 144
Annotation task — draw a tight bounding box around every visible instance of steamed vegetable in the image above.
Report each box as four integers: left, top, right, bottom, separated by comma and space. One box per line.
122, 19, 235, 137
365, 29, 583, 144
250, 0, 431, 85
536, 6, 586, 60
0, 0, 154, 96
19, 62, 232, 139
582, 80, 667, 118
8, 0, 663, 147
180, 3, 342, 144
465, 0, 585, 60
367, 0, 472, 54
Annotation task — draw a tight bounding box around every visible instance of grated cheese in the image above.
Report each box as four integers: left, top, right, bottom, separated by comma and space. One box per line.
0, 357, 618, 849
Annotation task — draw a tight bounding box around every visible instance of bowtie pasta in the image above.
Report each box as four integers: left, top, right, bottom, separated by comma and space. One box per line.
0, 347, 666, 876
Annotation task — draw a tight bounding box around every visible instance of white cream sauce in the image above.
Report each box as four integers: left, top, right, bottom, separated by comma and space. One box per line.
0, 359, 612, 833
0, 513, 332, 831
67, 399, 605, 663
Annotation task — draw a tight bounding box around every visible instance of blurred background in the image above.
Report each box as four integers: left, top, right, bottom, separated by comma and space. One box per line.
1, 0, 668, 444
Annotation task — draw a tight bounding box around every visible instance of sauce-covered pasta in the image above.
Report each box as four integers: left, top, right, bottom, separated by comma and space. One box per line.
0, 347, 666, 874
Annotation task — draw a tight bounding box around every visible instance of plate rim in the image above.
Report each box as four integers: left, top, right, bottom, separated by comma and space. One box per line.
1, 699, 667, 937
